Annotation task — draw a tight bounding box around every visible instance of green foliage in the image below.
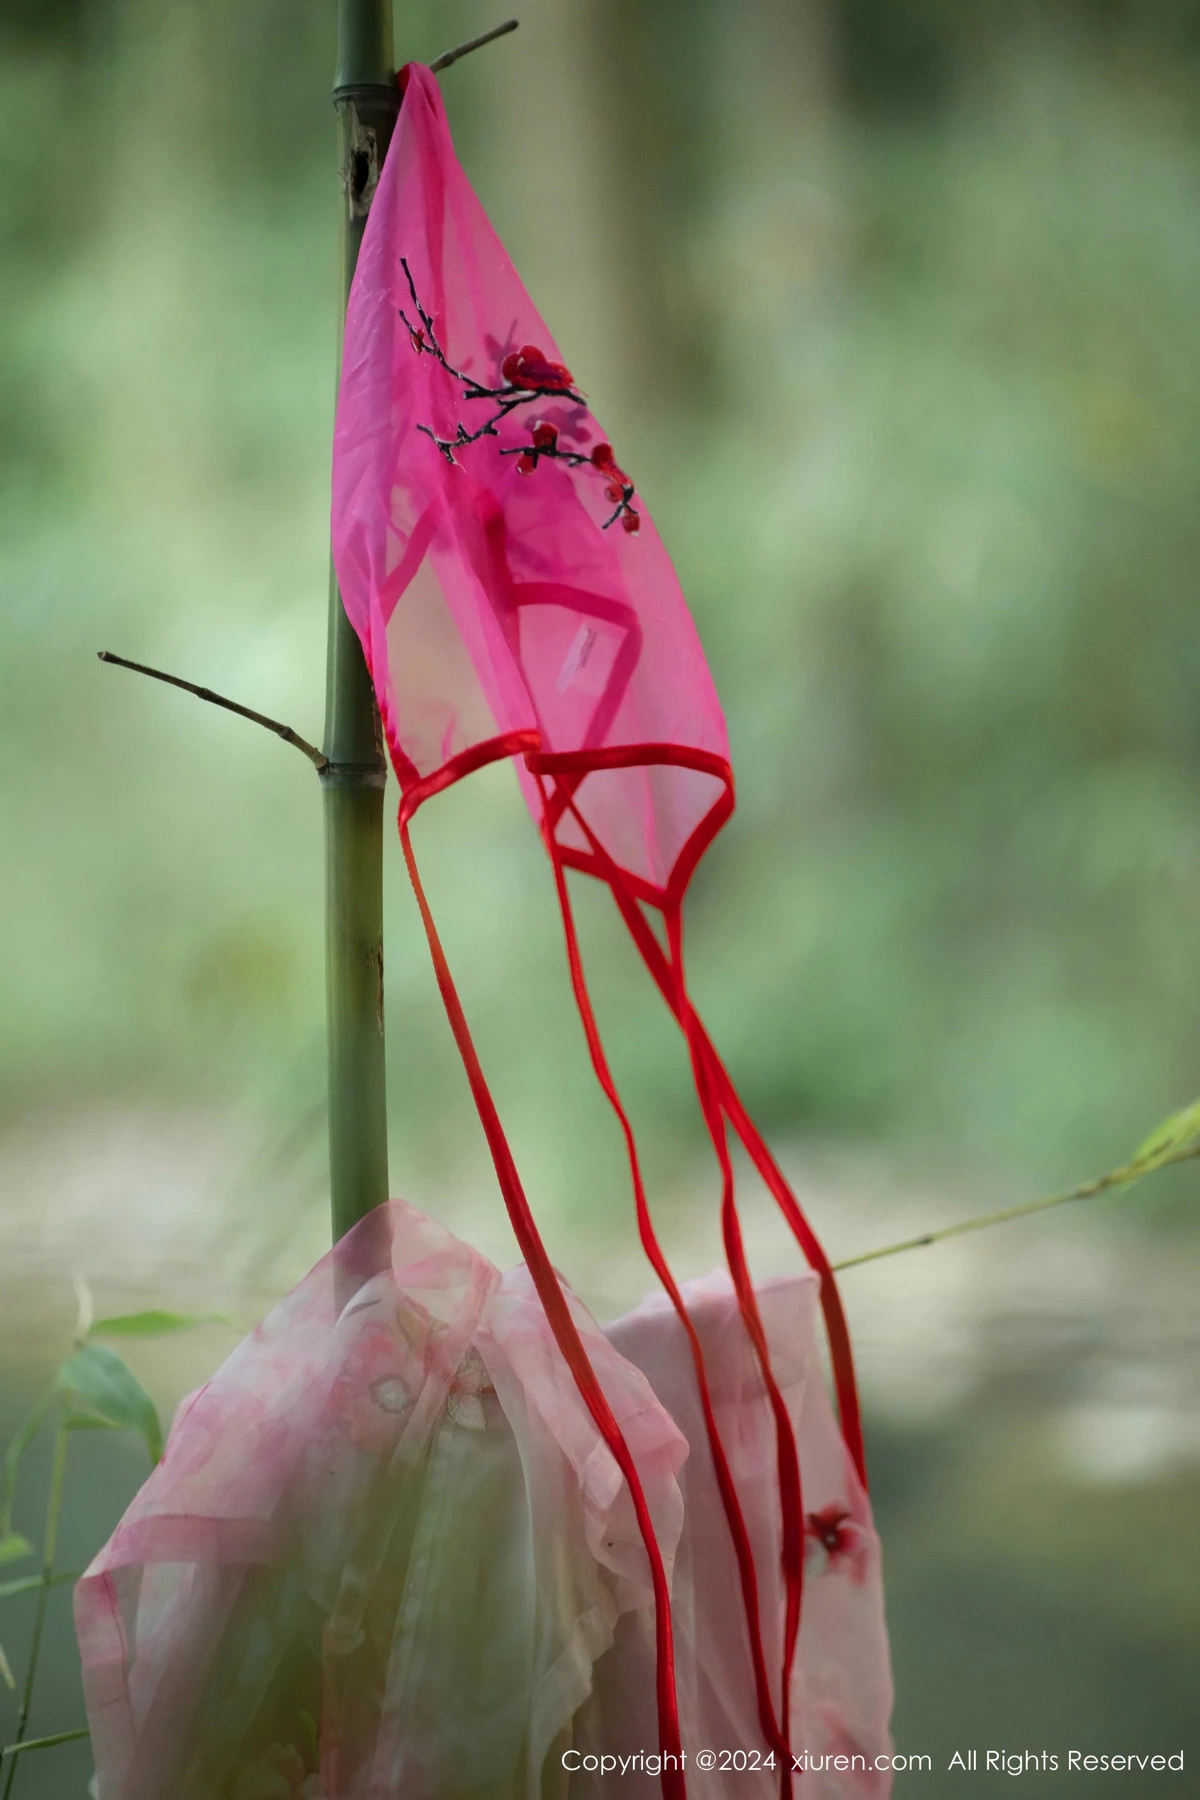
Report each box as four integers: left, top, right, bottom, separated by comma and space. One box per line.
0, 1397, 50, 1554
91, 1309, 231, 1338
55, 1346, 162, 1467
1132, 1097, 1200, 1174
2, 1345, 160, 1589
0, 1328, 164, 1782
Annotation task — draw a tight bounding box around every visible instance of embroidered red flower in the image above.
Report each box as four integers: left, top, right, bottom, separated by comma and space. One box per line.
516, 420, 563, 477
805, 1504, 870, 1582
591, 442, 630, 488
501, 343, 575, 392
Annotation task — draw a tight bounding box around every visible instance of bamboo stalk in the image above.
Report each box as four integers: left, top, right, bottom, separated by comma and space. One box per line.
324, 0, 397, 1244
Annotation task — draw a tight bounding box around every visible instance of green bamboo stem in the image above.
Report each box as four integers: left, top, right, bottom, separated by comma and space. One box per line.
323, 0, 398, 1244
1, 1423, 68, 1799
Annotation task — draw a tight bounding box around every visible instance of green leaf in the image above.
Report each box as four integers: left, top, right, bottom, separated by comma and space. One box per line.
1133, 1097, 1200, 1173
0, 1637, 15, 1690
0, 1533, 32, 1568
0, 1725, 91, 1759
55, 1344, 162, 1466
2, 1390, 53, 1538
90, 1309, 229, 1338
0, 1570, 79, 1601
61, 1408, 121, 1433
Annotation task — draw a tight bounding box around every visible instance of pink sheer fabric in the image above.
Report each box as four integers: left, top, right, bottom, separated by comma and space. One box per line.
576, 1277, 892, 1800
75, 1204, 891, 1800
328, 62, 883, 1797
331, 63, 729, 902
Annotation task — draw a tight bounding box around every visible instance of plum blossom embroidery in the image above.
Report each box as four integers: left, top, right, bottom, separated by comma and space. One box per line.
805, 1504, 870, 1583
398, 257, 639, 532
510, 426, 639, 534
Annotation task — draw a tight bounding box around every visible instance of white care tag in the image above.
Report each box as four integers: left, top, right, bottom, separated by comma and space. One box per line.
556, 625, 599, 694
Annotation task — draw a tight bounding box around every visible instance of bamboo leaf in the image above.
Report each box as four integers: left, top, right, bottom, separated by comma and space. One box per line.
60, 1409, 121, 1434
1, 1391, 53, 1539
0, 1570, 79, 1601
55, 1345, 162, 1466
1132, 1097, 1200, 1173
0, 1725, 91, 1759
89, 1309, 229, 1338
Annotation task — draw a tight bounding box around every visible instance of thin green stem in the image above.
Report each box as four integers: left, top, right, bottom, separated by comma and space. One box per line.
1, 1422, 68, 1798
0, 1728, 90, 1762
832, 1141, 1200, 1273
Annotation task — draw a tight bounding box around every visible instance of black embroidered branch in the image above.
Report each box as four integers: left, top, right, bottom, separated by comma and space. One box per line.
502, 427, 639, 533
398, 259, 639, 532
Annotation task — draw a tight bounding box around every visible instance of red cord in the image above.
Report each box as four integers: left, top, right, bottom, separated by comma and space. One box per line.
548, 783, 868, 1490
538, 780, 793, 1792
386, 728, 868, 1799
661, 900, 805, 1759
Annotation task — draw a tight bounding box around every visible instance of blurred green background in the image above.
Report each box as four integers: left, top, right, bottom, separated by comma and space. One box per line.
2, 0, 1199, 1792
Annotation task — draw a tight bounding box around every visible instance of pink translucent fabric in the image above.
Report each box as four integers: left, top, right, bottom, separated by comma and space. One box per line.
330, 63, 730, 898
577, 1279, 892, 1800
75, 1203, 891, 1800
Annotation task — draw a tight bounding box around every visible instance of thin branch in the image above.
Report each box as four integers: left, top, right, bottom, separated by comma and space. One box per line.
832, 1139, 1200, 1273
430, 18, 518, 74
97, 653, 328, 773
